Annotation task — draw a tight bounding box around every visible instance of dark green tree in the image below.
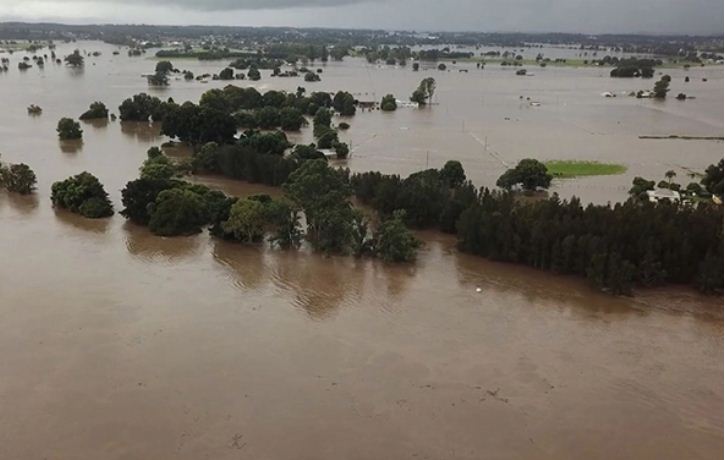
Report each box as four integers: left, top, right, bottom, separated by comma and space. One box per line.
57, 117, 83, 140
51, 172, 113, 218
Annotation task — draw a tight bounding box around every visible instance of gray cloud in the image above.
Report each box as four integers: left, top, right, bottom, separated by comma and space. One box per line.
106, 0, 376, 9
0, 0, 722, 34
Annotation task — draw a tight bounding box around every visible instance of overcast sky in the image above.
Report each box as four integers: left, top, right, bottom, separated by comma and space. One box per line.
0, 0, 722, 35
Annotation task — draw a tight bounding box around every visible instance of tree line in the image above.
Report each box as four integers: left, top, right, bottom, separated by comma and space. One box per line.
350, 161, 723, 294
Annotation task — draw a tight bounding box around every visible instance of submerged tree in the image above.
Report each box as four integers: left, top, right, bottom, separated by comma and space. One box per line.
64, 49, 84, 67
0, 162, 37, 194
51, 172, 113, 218
380, 94, 397, 111
57, 117, 83, 140
79, 101, 109, 120
374, 210, 421, 262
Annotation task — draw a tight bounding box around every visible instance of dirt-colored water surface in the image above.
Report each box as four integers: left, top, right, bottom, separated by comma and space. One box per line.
0, 41, 722, 459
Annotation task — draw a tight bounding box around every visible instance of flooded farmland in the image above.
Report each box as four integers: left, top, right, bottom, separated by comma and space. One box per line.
0, 40, 722, 459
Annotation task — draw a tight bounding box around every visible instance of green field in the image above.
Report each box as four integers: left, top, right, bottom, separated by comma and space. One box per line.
546, 160, 627, 178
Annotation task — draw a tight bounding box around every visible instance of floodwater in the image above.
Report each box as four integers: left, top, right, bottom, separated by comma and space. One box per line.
0, 41, 722, 459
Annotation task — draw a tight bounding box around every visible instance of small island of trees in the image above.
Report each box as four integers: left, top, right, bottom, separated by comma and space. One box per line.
57, 117, 83, 140
51, 172, 114, 218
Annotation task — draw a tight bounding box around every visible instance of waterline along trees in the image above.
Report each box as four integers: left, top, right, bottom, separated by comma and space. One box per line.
350, 161, 723, 294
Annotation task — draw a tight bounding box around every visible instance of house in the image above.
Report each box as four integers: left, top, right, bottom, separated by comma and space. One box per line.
646, 189, 680, 203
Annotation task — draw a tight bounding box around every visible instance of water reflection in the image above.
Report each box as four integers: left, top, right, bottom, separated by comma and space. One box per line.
80, 118, 109, 129
212, 239, 374, 319
67, 66, 84, 78
59, 139, 83, 153
0, 192, 39, 215
123, 221, 201, 261
120, 121, 162, 143
451, 245, 636, 317
212, 239, 267, 291
54, 208, 111, 234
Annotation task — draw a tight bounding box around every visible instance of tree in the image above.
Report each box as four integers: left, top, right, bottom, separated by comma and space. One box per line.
304, 71, 321, 82
279, 107, 306, 131
292, 144, 325, 160
410, 89, 427, 105
155, 60, 174, 73
147, 71, 169, 86
496, 159, 552, 191
410, 77, 436, 105
283, 159, 355, 253
255, 106, 281, 129
313, 107, 332, 136
629, 176, 655, 199
64, 49, 84, 67
0, 162, 36, 194
380, 94, 397, 111
221, 198, 267, 242
247, 66, 261, 81
333, 91, 356, 116
265, 199, 303, 248
439, 160, 466, 188
79, 101, 109, 120
653, 75, 670, 99
219, 67, 234, 80
51, 172, 113, 218
421, 77, 436, 100
148, 188, 208, 236
121, 178, 178, 224
118, 93, 163, 122
57, 117, 83, 140
374, 210, 421, 262
701, 160, 723, 198
140, 155, 176, 180
334, 142, 350, 159
665, 170, 676, 183
316, 128, 339, 150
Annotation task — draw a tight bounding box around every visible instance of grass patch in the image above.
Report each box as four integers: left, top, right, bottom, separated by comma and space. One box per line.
546, 160, 627, 178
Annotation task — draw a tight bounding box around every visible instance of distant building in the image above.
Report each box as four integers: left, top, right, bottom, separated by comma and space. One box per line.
646, 189, 680, 203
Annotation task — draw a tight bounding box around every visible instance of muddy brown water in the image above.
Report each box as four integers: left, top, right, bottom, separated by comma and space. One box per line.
0, 41, 722, 459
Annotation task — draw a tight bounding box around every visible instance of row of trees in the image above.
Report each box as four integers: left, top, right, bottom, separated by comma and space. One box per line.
115, 87, 357, 151
351, 161, 723, 294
